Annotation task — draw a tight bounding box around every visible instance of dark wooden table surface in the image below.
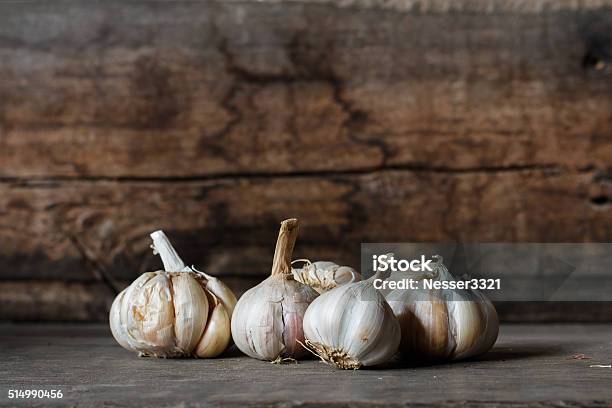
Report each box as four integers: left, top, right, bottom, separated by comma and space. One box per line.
1, 324, 611, 407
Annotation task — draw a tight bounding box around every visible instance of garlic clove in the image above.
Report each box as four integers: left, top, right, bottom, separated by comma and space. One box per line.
118, 272, 158, 353
231, 284, 286, 360
450, 291, 499, 360
195, 302, 231, 358
109, 289, 137, 353
279, 285, 313, 358
171, 273, 209, 353
340, 287, 385, 361
413, 298, 454, 359
197, 270, 237, 319
126, 273, 176, 355
387, 280, 456, 360
344, 284, 400, 367
151, 230, 237, 320
480, 299, 500, 354
448, 298, 482, 358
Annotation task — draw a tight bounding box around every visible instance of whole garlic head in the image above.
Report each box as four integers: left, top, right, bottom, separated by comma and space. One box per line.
302, 274, 400, 369
231, 219, 318, 361
292, 260, 362, 293
385, 255, 498, 361
109, 231, 237, 358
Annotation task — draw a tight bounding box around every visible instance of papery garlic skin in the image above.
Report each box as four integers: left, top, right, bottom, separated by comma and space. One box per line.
303, 276, 400, 369
110, 271, 202, 357
232, 276, 317, 360
109, 289, 137, 352
109, 231, 237, 358
231, 218, 318, 361
292, 260, 362, 293
385, 255, 498, 361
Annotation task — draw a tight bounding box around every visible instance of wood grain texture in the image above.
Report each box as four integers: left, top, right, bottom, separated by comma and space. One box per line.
1, 324, 612, 407
2, 169, 611, 282
257, 0, 612, 12
0, 281, 114, 322
0, 1, 611, 178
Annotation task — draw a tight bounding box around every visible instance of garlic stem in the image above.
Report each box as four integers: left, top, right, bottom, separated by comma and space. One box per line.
150, 230, 191, 272
271, 218, 299, 276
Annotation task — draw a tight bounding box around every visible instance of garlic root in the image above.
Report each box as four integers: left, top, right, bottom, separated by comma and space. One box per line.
303, 340, 362, 370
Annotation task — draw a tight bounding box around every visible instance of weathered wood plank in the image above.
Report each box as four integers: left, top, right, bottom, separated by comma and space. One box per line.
496, 302, 612, 322
0, 1, 611, 178
1, 168, 610, 283
0, 281, 114, 322
257, 0, 612, 12
1, 324, 611, 407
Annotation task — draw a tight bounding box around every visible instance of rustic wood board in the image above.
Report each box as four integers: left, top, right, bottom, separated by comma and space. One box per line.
1, 0, 612, 321
3, 169, 612, 281
1, 324, 611, 407
1, 1, 611, 178
2, 160, 612, 321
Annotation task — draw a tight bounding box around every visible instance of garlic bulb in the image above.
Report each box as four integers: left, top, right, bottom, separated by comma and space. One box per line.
302, 273, 401, 369
109, 230, 237, 358
292, 260, 362, 293
231, 218, 318, 361
385, 255, 498, 361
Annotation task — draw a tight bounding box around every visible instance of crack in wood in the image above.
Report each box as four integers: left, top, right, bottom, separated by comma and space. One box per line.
67, 233, 121, 295
0, 163, 567, 185
211, 29, 391, 168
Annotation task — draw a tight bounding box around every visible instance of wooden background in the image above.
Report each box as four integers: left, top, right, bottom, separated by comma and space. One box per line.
1, 0, 612, 322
